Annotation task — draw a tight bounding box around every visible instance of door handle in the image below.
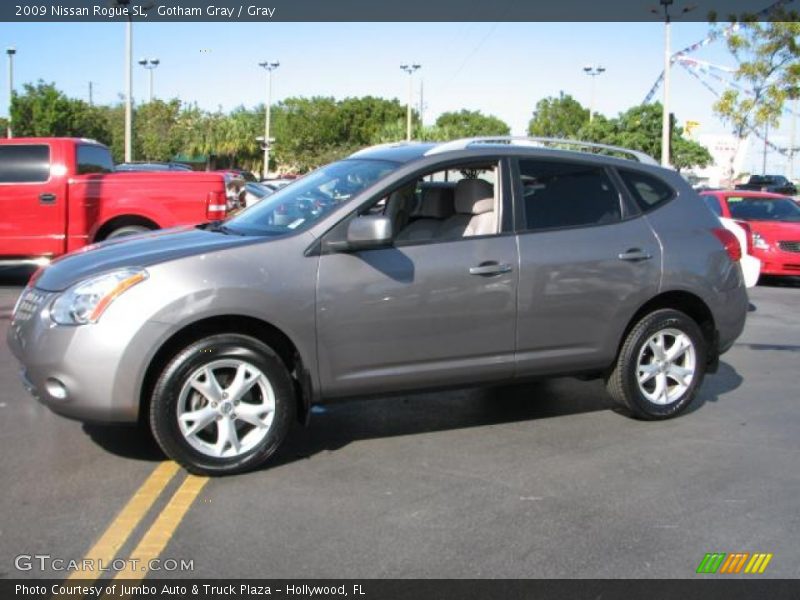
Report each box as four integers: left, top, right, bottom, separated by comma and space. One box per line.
469, 262, 512, 276
39, 193, 56, 205
618, 248, 653, 262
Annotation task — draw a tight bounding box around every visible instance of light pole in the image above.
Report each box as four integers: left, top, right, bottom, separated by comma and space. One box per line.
400, 64, 421, 141
582, 64, 605, 123
258, 61, 279, 179
655, 0, 694, 167
6, 47, 15, 138
138, 57, 160, 102
789, 97, 797, 180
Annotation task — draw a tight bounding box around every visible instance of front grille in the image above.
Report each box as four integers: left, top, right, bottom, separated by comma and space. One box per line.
778, 241, 800, 253
13, 289, 47, 323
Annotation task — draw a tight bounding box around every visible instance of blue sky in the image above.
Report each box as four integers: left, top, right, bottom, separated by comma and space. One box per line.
0, 21, 794, 173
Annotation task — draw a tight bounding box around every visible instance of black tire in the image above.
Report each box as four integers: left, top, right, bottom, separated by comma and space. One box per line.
606, 309, 707, 420
150, 334, 296, 475
105, 224, 153, 240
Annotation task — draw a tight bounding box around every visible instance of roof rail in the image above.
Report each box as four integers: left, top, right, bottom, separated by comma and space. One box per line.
424, 136, 659, 166
350, 141, 417, 158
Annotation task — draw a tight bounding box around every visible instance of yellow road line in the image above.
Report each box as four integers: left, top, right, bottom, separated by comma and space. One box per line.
67, 461, 180, 581
111, 474, 209, 583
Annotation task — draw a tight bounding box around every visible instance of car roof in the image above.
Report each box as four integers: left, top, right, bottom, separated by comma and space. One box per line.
349, 137, 660, 168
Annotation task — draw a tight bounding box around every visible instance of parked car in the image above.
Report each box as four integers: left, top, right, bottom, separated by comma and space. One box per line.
718, 217, 761, 287
116, 162, 193, 172
8, 137, 748, 475
735, 174, 797, 196
0, 138, 230, 264
243, 182, 275, 207
216, 168, 257, 183
701, 190, 800, 277
261, 178, 295, 191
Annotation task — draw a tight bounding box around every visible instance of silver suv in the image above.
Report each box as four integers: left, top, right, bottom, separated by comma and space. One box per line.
8, 138, 748, 475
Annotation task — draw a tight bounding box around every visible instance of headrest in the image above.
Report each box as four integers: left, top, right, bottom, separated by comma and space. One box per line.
417, 187, 455, 219
455, 179, 494, 215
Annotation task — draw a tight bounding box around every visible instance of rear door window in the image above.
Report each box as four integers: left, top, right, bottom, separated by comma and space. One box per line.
517, 160, 621, 231
0, 145, 51, 183
76, 144, 114, 174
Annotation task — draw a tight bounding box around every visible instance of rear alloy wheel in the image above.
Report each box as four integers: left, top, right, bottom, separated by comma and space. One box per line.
150, 334, 295, 475
105, 224, 153, 240
607, 309, 707, 420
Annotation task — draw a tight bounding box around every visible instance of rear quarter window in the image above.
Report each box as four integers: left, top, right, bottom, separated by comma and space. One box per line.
618, 169, 675, 212
76, 144, 114, 174
0, 145, 51, 183
702, 195, 722, 217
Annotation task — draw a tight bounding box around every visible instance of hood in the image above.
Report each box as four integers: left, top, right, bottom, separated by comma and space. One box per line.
749, 220, 800, 241
36, 226, 262, 292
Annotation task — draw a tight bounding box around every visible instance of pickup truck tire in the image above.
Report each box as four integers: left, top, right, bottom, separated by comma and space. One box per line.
149, 334, 296, 476
105, 224, 154, 240
606, 309, 707, 420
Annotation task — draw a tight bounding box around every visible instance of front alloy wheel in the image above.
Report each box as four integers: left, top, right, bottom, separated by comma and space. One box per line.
151, 334, 295, 475
177, 359, 276, 459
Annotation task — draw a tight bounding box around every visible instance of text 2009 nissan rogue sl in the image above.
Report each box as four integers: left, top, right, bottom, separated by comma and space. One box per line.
8, 138, 748, 475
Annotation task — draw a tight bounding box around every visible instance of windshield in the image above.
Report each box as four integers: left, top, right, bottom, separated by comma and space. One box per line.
225, 159, 399, 235
727, 197, 800, 222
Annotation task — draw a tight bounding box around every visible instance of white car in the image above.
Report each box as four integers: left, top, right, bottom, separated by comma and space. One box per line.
719, 217, 761, 287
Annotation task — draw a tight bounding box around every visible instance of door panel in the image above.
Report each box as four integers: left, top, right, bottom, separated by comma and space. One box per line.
515, 217, 662, 375
0, 144, 65, 257
316, 236, 519, 397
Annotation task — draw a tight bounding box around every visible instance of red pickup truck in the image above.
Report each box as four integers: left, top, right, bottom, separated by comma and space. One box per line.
0, 137, 229, 264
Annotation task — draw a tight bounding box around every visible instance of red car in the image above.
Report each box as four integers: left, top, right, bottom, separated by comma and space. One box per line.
701, 190, 800, 277
0, 138, 229, 264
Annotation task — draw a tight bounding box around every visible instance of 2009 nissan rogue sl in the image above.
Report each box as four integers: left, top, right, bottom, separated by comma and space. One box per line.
7, 138, 748, 475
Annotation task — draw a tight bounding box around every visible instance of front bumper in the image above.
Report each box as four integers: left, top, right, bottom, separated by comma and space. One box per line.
755, 246, 800, 276
7, 287, 170, 423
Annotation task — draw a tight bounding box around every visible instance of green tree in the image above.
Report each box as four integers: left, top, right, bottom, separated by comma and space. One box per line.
339, 96, 408, 145
435, 109, 510, 138
712, 14, 800, 138
527, 92, 590, 138
577, 103, 711, 170
136, 99, 183, 161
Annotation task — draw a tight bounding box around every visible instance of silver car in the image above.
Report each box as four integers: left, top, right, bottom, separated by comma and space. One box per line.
7, 138, 748, 475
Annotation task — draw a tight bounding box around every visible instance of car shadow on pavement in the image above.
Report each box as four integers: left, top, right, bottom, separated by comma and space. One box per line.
682, 360, 743, 416
758, 275, 800, 288
77, 364, 745, 467
270, 379, 617, 469
82, 423, 166, 461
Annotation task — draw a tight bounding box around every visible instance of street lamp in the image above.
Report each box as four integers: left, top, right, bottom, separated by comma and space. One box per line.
400, 64, 421, 141
654, 0, 695, 167
138, 57, 160, 102
6, 47, 15, 138
258, 61, 280, 179
582, 64, 606, 123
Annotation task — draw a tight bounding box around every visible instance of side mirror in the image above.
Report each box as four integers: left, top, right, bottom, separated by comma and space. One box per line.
344, 215, 393, 251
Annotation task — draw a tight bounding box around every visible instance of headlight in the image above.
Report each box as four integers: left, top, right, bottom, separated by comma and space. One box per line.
752, 232, 770, 250
50, 268, 148, 325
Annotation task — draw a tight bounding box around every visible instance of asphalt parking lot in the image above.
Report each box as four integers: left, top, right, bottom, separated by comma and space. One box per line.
1, 269, 798, 580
